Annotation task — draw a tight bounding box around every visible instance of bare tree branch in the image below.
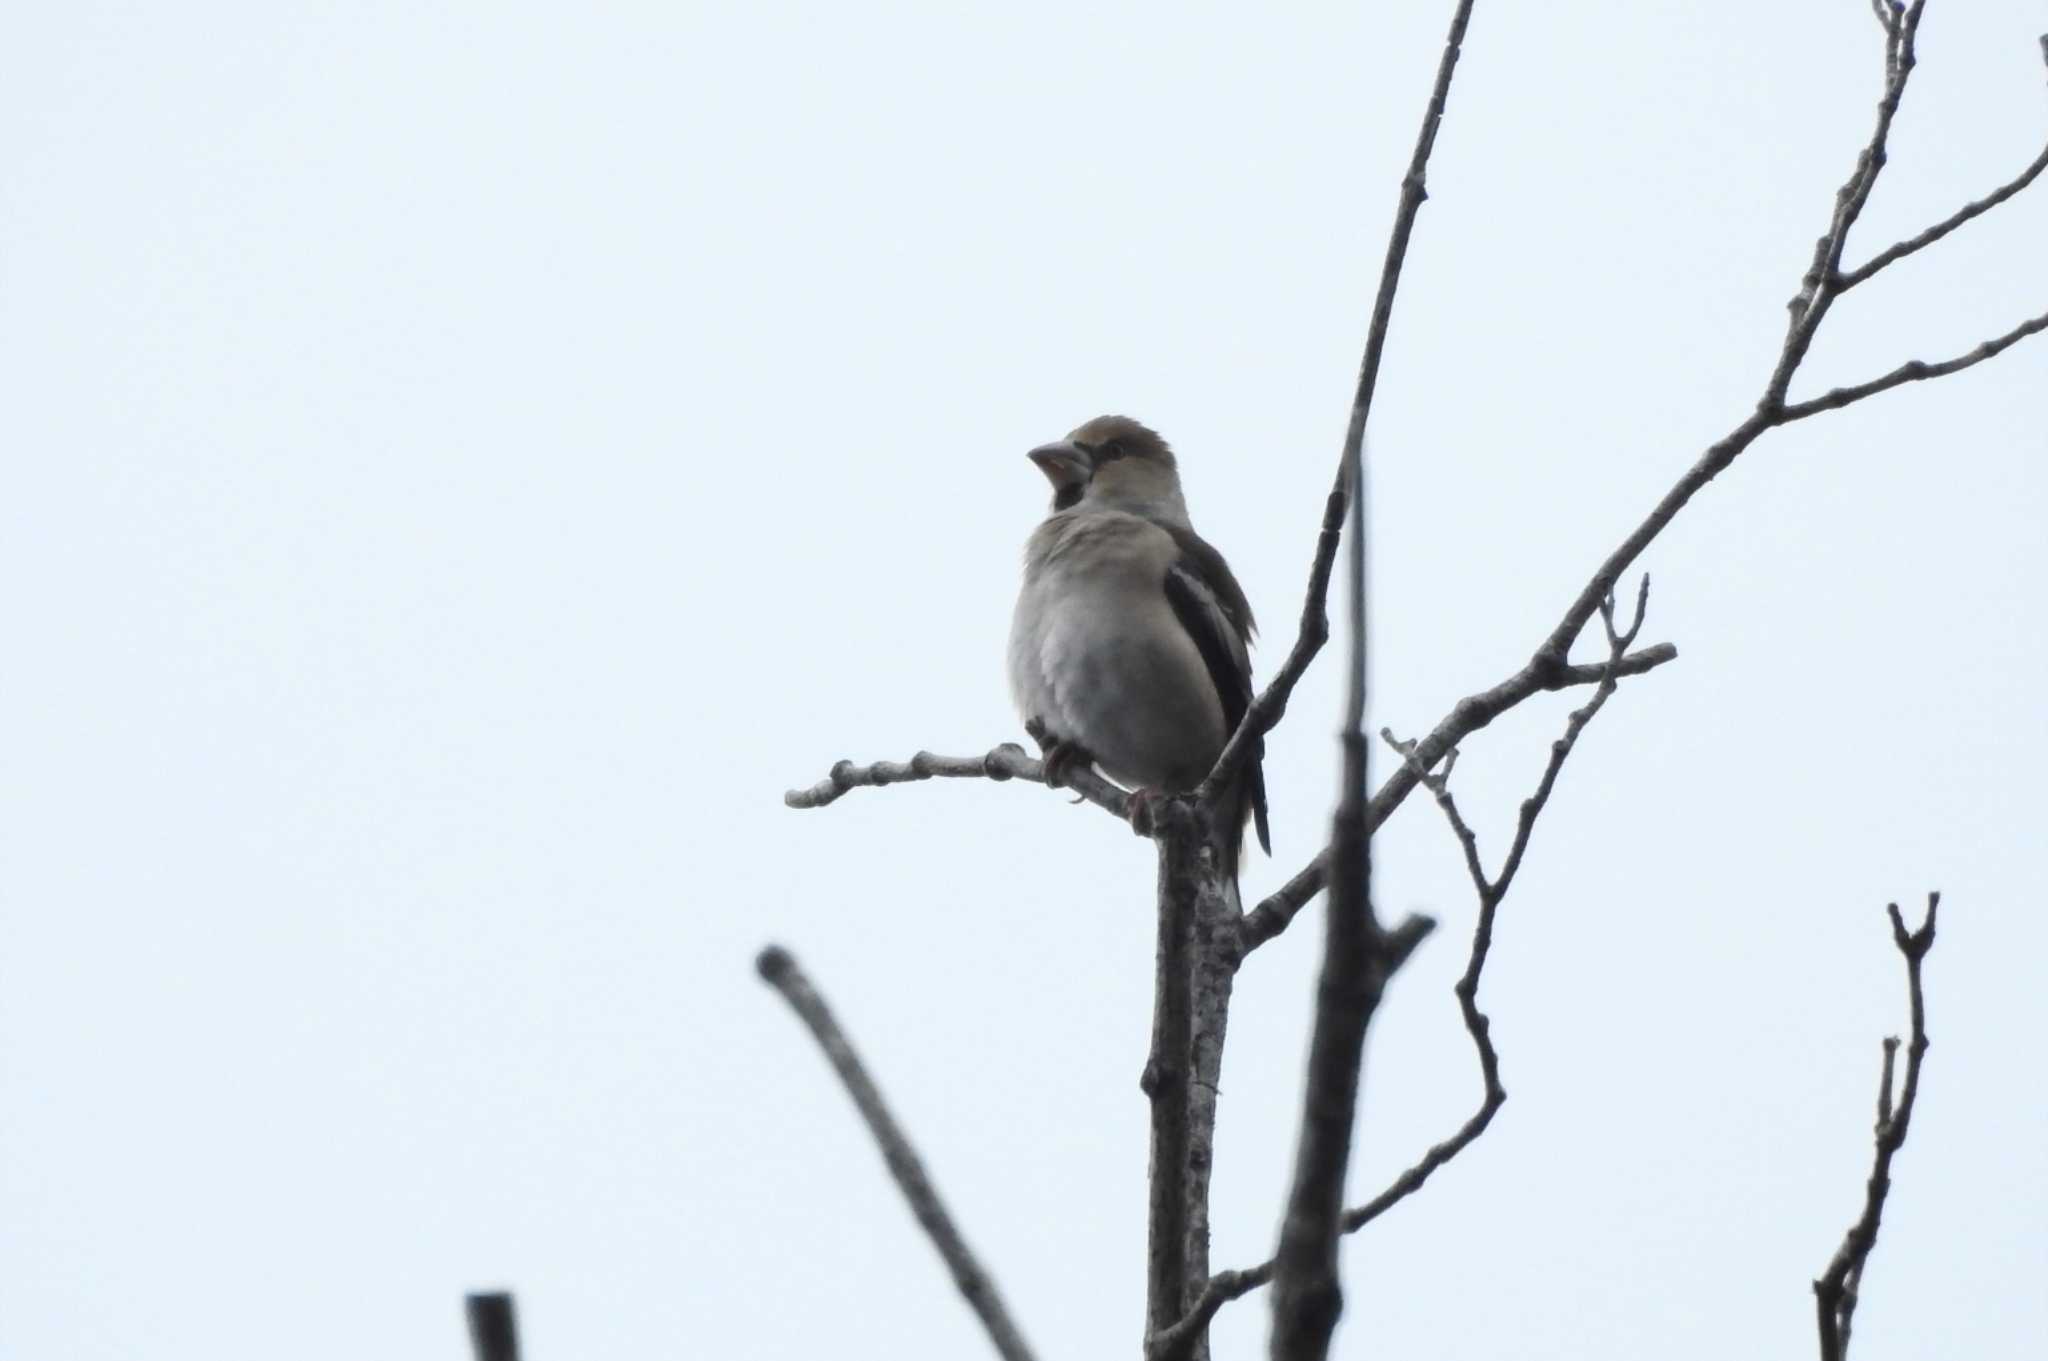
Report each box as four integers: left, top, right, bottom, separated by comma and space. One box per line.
465, 1293, 520, 1361
1161, 6, 1484, 1351
1773, 0, 1931, 375
756, 947, 1039, 1361
1778, 308, 2048, 421
1243, 3, 2046, 959
1197, 487, 1345, 809
1341, 581, 1646, 1220
1197, 0, 1479, 815
1812, 894, 1939, 1361
779, 10, 2028, 1359
784, 742, 1130, 821
1140, 807, 1247, 1361
1837, 139, 2048, 290
1543, 0, 1929, 676
1144, 815, 1200, 1346
1165, 584, 1650, 1349
1265, 398, 1381, 1361
1266, 411, 1438, 1357
1238, 640, 1676, 954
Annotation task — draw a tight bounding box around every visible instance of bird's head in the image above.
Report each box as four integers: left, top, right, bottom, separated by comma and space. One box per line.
1026, 415, 1189, 522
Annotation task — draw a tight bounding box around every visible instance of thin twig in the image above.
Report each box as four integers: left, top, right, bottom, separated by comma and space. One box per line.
1837, 139, 2048, 290
756, 947, 1039, 1361
1344, 580, 1646, 1221
1812, 893, 1939, 1361
784, 742, 1129, 821
1197, 488, 1345, 809
1778, 308, 2048, 421
1767, 0, 1929, 409
1238, 640, 1676, 954
1195, 0, 1479, 813
465, 1293, 520, 1361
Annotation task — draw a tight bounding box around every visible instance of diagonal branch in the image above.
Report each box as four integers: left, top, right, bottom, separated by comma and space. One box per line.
1812, 893, 1939, 1361
1765, 0, 1929, 410
1837, 138, 2048, 290
1196, 0, 1480, 814
1238, 640, 1677, 954
756, 947, 1039, 1361
1340, 581, 1647, 1222
1164, 585, 1650, 1349
1244, 5, 2048, 959
1539, 1, 1928, 681
1198, 487, 1345, 810
1777, 308, 2048, 421
784, 742, 1130, 821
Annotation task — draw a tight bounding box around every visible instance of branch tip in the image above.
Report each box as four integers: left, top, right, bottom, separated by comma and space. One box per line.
1813, 889, 1941, 1361
755, 944, 794, 983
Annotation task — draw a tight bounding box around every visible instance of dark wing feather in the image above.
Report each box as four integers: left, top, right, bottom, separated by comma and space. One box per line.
1161, 523, 1256, 640
1161, 539, 1271, 857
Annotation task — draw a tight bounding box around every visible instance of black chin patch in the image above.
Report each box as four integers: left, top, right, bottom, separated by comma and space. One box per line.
1052, 483, 1083, 512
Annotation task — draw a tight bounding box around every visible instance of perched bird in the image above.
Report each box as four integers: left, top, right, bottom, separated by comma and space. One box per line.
1007, 415, 1270, 871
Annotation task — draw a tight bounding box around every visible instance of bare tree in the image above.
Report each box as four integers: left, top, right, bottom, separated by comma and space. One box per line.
771, 3, 2034, 1357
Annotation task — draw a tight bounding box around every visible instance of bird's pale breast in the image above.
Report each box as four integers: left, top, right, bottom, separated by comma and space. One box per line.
1008, 512, 1228, 792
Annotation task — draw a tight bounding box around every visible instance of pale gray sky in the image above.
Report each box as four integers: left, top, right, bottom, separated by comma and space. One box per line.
3, 3, 2043, 1358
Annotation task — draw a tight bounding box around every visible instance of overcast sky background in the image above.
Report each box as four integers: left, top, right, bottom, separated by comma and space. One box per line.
3, 3, 2044, 1358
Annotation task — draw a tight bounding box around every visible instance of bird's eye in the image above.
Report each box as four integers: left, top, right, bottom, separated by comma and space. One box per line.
1098, 438, 1127, 462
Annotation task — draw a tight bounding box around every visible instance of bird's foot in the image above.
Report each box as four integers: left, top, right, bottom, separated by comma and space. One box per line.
1042, 740, 1095, 791
1126, 787, 1168, 838
1026, 719, 1094, 791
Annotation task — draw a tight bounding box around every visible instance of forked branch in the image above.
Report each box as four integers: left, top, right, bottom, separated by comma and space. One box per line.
1161, 583, 1651, 1351
1242, 4, 2046, 957
1812, 894, 1939, 1361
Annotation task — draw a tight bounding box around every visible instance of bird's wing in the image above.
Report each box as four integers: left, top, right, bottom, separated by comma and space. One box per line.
1160, 529, 1271, 855
1160, 523, 1256, 640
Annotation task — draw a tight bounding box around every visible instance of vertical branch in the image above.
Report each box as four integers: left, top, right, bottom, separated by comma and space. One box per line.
1144, 827, 1201, 1348
1145, 809, 1246, 1361
1267, 428, 1379, 1360
1183, 865, 1248, 1361
1262, 4, 1479, 1356
1268, 440, 1436, 1361
465, 1293, 520, 1361
1812, 894, 1939, 1361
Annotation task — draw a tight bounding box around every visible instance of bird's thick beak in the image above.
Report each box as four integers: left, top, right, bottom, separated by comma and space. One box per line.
1027, 440, 1092, 489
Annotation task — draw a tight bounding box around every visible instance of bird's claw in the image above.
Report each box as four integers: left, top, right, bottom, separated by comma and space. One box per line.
1042, 741, 1092, 790
1025, 717, 1091, 790
1027, 722, 1094, 792
1126, 788, 1165, 838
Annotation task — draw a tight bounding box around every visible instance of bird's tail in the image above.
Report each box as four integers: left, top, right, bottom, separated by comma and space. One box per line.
1216, 766, 1268, 888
